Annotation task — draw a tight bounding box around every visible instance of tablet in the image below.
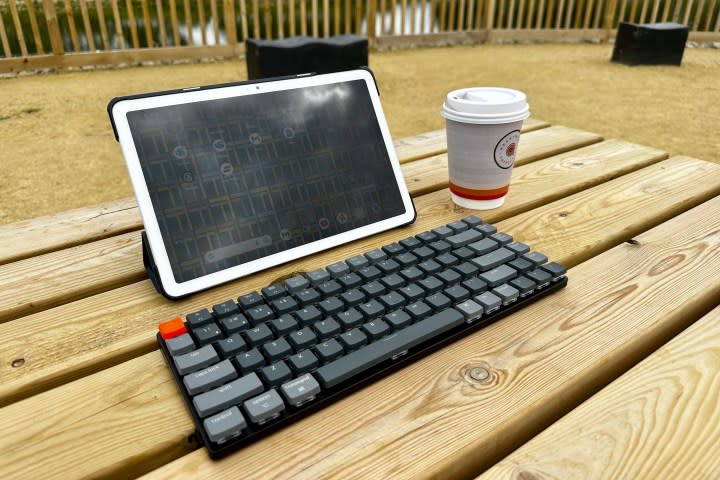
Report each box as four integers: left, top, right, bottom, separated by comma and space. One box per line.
109, 69, 416, 298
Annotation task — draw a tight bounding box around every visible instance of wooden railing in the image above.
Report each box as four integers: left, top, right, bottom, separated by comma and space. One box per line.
0, 0, 718, 73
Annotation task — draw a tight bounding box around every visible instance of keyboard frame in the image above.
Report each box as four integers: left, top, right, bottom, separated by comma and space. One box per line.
157, 276, 567, 459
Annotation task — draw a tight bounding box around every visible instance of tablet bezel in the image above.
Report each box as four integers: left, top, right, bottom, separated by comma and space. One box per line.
111, 69, 416, 298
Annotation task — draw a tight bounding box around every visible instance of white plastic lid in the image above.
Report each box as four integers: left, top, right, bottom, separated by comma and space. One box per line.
441, 87, 530, 124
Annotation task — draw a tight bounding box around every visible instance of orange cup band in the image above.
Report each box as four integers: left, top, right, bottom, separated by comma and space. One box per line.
449, 182, 509, 200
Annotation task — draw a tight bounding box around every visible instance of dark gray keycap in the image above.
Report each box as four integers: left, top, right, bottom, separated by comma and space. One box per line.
399, 283, 425, 301
314, 318, 341, 339
306, 268, 331, 285
361, 281, 386, 298
347, 254, 370, 270
272, 296, 299, 314
376, 259, 401, 274
429, 240, 452, 253
472, 247, 516, 272
358, 300, 385, 319
244, 389, 285, 424
453, 246, 476, 260
526, 268, 553, 288
490, 232, 513, 246
446, 229, 483, 248
418, 259, 442, 275
319, 296, 344, 315
362, 319, 391, 340
395, 252, 419, 267
327, 261, 350, 277
382, 242, 405, 255
432, 226, 454, 238
246, 305, 274, 325
475, 291, 502, 313
399, 266, 423, 282
261, 361, 293, 386
220, 314, 250, 335
462, 277, 488, 295
476, 224, 498, 235
236, 348, 265, 373
192, 323, 223, 346
339, 328, 368, 350
365, 249, 387, 263
412, 246, 435, 261
289, 327, 317, 350
315, 308, 464, 388
213, 300, 240, 318
245, 323, 273, 346
462, 215, 483, 227
454, 261, 480, 278
509, 257, 534, 274
290, 291, 319, 312
238, 291, 264, 310
203, 406, 247, 443
468, 238, 499, 255
261, 337, 293, 361
285, 275, 310, 293
379, 292, 406, 310
296, 305, 322, 326
315, 339, 344, 362
186, 308, 213, 327
540, 262, 567, 280
337, 272, 363, 289
261, 283, 286, 301
166, 333, 195, 355
446, 220, 470, 233
479, 264, 518, 287
217, 333, 247, 357
381, 273, 405, 290
341, 288, 366, 307
183, 359, 237, 395
436, 252, 459, 267
383, 310, 412, 329
426, 292, 452, 310
523, 251, 549, 267
444, 284, 470, 302
399, 236, 422, 249
416, 231, 438, 243
406, 301, 432, 320
419, 276, 444, 293
317, 280, 343, 297
288, 350, 319, 373
194, 373, 264, 418
456, 299, 483, 322
506, 242, 530, 255
336, 308, 364, 329
437, 268, 462, 285
281, 374, 321, 407
493, 284, 520, 305
510, 276, 536, 297
270, 314, 298, 336
357, 266, 382, 281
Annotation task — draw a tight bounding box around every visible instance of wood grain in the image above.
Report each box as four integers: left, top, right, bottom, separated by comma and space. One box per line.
479, 305, 720, 480
0, 139, 664, 325
30, 191, 720, 480
0, 141, 671, 409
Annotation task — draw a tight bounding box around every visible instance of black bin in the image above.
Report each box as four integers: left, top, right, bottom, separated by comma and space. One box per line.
612, 22, 689, 66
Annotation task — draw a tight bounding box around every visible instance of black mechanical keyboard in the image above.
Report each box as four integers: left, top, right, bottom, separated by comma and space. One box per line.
157, 215, 568, 458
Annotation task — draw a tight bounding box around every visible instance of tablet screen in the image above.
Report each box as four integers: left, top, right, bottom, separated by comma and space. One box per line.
127, 79, 405, 283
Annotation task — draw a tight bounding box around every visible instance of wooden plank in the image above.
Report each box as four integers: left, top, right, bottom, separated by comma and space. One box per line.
335, 0, 341, 34
111, 0, 127, 49
704, 0, 717, 31
420, 0, 427, 33
79, 0, 96, 51
62, 0, 82, 52
661, 0, 671, 21
301, 0, 307, 35
211, 0, 221, 41
11, 160, 719, 480
25, 0, 45, 54
323, 0, 330, 36
289, 0, 296, 36
168, 0, 180, 46
8, 0, 28, 56
155, 0, 167, 47
487, 27, 608, 43
639, 0, 649, 22
182, 0, 193, 45
555, 0, 565, 27
683, 0, 693, 25
564, 0, 574, 27
486, 0, 495, 27
671, 0, 681, 22
0, 10, 11, 57
584, 0, 595, 26
313, 0, 319, 35
355, 0, 362, 33
262, 0, 272, 37
197, 0, 208, 44
692, 0, 704, 30
535, 0, 544, 27
480, 304, 720, 480
458, 0, 467, 29
127, 0, 141, 48
345, 0, 351, 32
574, 0, 583, 23
368, 0, 377, 39
140, 0, 154, 46
604, 0, 618, 31
95, 0, 111, 49
252, 0, 261, 37
277, 0, 285, 38
439, 0, 447, 31
411, 0, 418, 33
649, 0, 661, 22
526, 0, 535, 27
0, 138, 673, 412
225, 0, 238, 43
448, 0, 457, 29
544, 0, 554, 28
41, 0, 65, 54
466, 0, 475, 29
592, 0, 602, 28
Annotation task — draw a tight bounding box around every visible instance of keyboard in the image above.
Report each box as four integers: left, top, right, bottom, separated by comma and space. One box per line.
157, 215, 568, 458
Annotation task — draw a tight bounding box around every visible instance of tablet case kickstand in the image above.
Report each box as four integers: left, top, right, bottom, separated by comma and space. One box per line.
142, 231, 189, 300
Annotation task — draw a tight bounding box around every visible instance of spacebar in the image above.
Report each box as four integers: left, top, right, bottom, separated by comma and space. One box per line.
315, 308, 464, 388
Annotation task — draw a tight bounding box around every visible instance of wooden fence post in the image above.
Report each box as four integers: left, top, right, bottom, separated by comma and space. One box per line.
604, 0, 619, 42
368, 0, 377, 44
485, 0, 496, 30
42, 0, 65, 55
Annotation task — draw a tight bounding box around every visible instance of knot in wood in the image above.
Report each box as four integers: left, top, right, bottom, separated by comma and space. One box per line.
11, 358, 25, 368
469, 367, 490, 382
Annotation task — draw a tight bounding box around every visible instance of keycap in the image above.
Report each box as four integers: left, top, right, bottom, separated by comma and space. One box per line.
194, 373, 264, 418
217, 334, 247, 357
174, 344, 220, 375
412, 246, 435, 260
289, 327, 317, 350
395, 252, 419, 267
510, 276, 536, 297
186, 309, 213, 328
476, 224, 497, 235
432, 226, 454, 238
526, 268, 553, 288
246, 305, 274, 324
270, 314, 298, 336
468, 238, 499, 255
462, 215, 483, 227
357, 266, 382, 281
416, 231, 438, 243
296, 306, 323, 326
318, 296, 345, 316
376, 259, 401, 274
479, 264, 518, 287
262, 337, 293, 361
288, 350, 319, 373
509, 257, 534, 274
262, 283, 286, 301
523, 251, 549, 267
281, 374, 322, 407
456, 299, 483, 322
314, 318, 341, 339
454, 262, 479, 278
244, 390, 285, 424
437, 268, 462, 285
315, 339, 344, 362
399, 266, 423, 282
285, 275, 310, 293
220, 314, 250, 335
462, 277, 488, 295
317, 280, 343, 297
193, 323, 223, 346
339, 328, 368, 350
475, 291, 502, 313
306, 268, 331, 285
327, 261, 350, 277
315, 308, 464, 387
399, 236, 422, 249
236, 348, 265, 373
261, 361, 293, 386
380, 273, 405, 290
419, 276, 444, 293
452, 246, 476, 261
446, 220, 469, 233
365, 249, 387, 263
506, 242, 530, 255
399, 283, 425, 301
436, 252, 459, 267
347, 254, 370, 270
166, 333, 195, 355
336, 308, 364, 329
444, 284, 470, 303
383, 310, 412, 329
490, 232, 513, 246
362, 319, 390, 340
238, 291, 264, 310
541, 262, 567, 280
379, 291, 406, 310
428, 240, 452, 253
418, 259, 442, 275
159, 317, 187, 340
272, 296, 299, 314
341, 288, 366, 307
472, 248, 515, 272
213, 300, 240, 318
337, 272, 362, 289
382, 242, 404, 255
184, 359, 238, 395
406, 301, 432, 320
204, 407, 247, 443
358, 300, 385, 319
446, 229, 482, 248
425, 292, 452, 310
493, 284, 520, 305
361, 281, 386, 298
245, 323, 274, 346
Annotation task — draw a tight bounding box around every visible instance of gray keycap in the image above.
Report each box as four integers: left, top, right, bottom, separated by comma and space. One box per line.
446, 229, 483, 248
183, 359, 237, 395
244, 389, 286, 424
479, 264, 518, 287
468, 238, 499, 255
523, 251, 549, 266
285, 275, 310, 293
327, 261, 350, 277
193, 372, 264, 418
306, 268, 331, 285
506, 242, 530, 255
456, 299, 483, 322
472, 247, 515, 272
166, 333, 195, 355
493, 284, 520, 305
462, 215, 483, 227
347, 255, 370, 270
475, 291, 502, 313
490, 232, 513, 246
174, 344, 219, 375
364, 249, 387, 263
203, 407, 247, 443
280, 374, 322, 407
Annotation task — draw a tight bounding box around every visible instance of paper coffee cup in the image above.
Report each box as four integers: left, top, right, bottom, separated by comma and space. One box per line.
441, 87, 530, 210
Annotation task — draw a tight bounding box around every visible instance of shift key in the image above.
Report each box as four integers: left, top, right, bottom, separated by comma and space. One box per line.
193, 372, 264, 417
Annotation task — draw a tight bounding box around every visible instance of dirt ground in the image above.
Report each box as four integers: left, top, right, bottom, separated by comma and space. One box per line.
1, 43, 718, 225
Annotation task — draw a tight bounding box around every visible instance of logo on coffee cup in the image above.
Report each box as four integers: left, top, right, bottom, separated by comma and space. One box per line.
494, 130, 521, 169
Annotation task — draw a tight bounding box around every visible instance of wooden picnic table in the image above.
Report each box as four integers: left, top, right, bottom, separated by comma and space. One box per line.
1, 119, 719, 479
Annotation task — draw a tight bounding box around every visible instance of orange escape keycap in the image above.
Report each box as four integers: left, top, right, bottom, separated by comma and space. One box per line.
158, 316, 187, 339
